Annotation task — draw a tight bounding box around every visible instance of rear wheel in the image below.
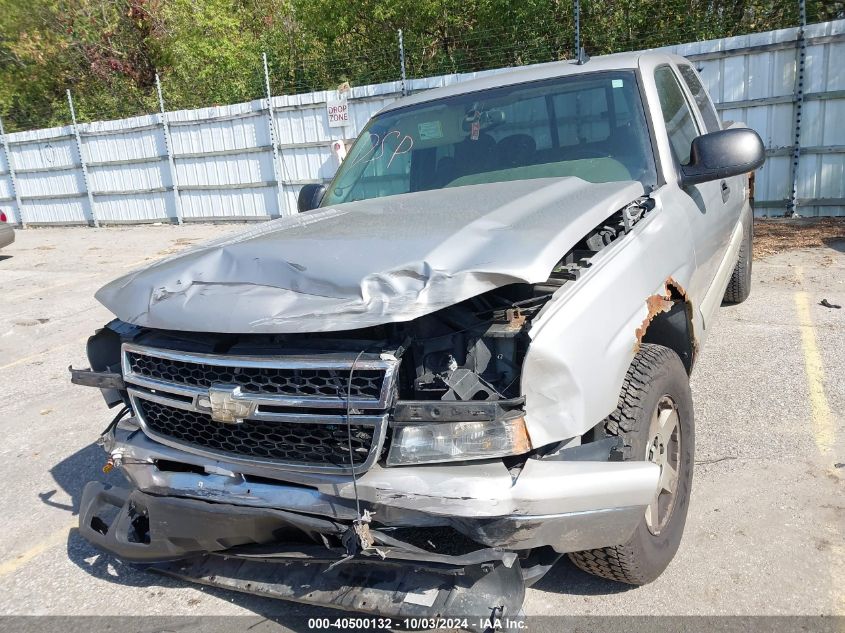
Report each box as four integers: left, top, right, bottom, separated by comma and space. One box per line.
568, 344, 694, 585
723, 211, 753, 303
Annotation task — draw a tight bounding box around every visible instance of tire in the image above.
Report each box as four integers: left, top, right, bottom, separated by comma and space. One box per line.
568, 344, 695, 585
723, 211, 753, 303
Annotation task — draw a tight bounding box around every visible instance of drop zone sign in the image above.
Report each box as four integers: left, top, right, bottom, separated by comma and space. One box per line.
327, 98, 350, 127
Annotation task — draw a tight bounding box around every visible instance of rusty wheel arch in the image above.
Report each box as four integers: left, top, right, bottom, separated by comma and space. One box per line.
634, 278, 698, 373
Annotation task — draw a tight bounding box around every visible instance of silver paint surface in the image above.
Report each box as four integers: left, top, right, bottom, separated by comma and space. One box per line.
96, 177, 644, 333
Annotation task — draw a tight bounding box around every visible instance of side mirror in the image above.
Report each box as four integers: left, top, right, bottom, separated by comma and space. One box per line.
297, 183, 326, 213
681, 128, 765, 186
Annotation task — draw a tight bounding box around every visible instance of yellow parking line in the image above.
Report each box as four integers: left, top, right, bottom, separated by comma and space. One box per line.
794, 269, 843, 614
0, 521, 77, 577
0, 336, 87, 371
794, 290, 836, 455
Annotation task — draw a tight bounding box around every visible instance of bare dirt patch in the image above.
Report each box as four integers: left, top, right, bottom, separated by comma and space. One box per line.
754, 217, 845, 259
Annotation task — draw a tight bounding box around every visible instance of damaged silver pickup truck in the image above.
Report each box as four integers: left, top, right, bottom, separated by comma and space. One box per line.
71, 52, 764, 623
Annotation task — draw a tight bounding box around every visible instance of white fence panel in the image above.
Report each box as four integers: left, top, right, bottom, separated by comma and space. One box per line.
797, 31, 845, 217
165, 101, 278, 219
7, 126, 91, 224
88, 161, 167, 193
180, 186, 276, 220
176, 153, 274, 188
77, 115, 172, 223
0, 165, 13, 200
20, 197, 88, 224
11, 133, 77, 170
0, 178, 12, 201
94, 193, 171, 223
2, 19, 844, 225
169, 111, 270, 155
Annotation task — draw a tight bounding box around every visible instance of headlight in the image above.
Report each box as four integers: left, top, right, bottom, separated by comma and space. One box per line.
386, 414, 532, 466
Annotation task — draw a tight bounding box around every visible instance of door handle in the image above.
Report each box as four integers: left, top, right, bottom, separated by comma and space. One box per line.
720, 180, 730, 203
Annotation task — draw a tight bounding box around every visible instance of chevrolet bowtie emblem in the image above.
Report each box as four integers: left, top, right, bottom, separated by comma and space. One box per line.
199, 384, 256, 424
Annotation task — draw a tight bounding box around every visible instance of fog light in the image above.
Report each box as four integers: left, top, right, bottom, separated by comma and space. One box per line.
386, 415, 532, 466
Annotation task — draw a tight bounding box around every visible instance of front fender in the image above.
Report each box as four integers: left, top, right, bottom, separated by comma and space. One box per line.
521, 198, 698, 447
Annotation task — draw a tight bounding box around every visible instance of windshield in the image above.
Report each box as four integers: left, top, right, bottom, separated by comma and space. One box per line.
324, 71, 656, 206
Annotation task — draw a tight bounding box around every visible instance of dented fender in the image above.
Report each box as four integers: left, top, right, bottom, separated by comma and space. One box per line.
521, 194, 700, 447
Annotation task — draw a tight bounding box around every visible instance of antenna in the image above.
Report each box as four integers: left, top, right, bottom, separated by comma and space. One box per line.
577, 47, 590, 65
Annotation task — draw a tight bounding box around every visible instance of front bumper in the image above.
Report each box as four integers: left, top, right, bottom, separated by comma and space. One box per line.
95, 423, 658, 554
79, 482, 526, 628
80, 424, 659, 626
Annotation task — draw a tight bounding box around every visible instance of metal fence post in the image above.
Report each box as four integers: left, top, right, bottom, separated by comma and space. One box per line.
156, 74, 184, 225
67, 90, 99, 227
398, 29, 407, 96
787, 0, 807, 217
0, 116, 25, 228
263, 52, 290, 217
574, 0, 581, 59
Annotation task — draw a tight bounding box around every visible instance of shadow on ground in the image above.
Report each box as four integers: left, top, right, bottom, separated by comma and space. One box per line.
65, 528, 371, 633
52, 444, 632, 629
822, 237, 845, 253
65, 531, 632, 632
40, 442, 120, 515
51, 442, 338, 632
531, 557, 634, 596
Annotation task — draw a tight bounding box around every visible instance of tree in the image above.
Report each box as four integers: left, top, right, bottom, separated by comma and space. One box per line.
0, 0, 837, 132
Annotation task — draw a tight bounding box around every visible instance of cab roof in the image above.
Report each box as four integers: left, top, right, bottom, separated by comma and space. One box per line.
379, 51, 688, 114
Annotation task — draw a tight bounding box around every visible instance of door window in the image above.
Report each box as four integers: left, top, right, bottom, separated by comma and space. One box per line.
654, 66, 701, 166
678, 64, 721, 133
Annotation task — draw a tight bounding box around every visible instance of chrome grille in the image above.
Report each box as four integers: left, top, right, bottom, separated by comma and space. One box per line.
126, 351, 385, 400
138, 400, 375, 466
122, 343, 397, 473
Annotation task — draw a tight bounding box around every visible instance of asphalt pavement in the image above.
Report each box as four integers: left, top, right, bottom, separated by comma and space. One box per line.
0, 223, 842, 626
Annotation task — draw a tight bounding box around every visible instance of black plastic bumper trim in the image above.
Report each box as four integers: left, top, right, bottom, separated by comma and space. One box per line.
78, 482, 343, 563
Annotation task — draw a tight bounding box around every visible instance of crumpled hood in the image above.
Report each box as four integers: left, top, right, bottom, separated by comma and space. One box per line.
96, 177, 644, 333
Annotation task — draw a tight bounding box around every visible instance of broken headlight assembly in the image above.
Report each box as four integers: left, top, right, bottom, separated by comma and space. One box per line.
386, 414, 532, 465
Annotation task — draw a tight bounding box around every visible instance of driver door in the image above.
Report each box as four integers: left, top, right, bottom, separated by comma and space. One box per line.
653, 65, 732, 312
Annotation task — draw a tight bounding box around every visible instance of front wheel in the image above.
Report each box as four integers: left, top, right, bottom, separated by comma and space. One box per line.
568, 344, 695, 585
